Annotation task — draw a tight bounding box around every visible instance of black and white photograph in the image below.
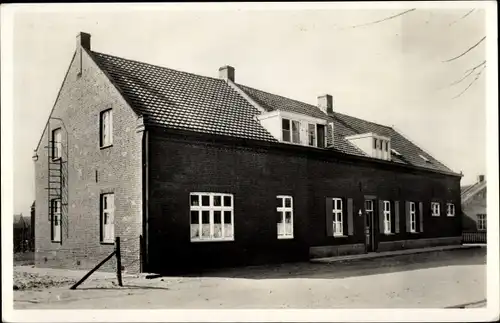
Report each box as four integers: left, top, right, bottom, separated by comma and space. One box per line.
1, 2, 498, 322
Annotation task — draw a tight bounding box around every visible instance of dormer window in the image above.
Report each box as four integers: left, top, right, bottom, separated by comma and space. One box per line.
257, 110, 329, 148
346, 133, 391, 161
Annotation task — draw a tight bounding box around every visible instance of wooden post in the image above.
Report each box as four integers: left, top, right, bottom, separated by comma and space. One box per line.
115, 237, 123, 287
70, 251, 115, 290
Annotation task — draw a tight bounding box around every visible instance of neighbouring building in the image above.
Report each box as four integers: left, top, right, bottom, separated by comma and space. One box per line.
33, 32, 463, 274
14, 213, 32, 252
461, 175, 487, 232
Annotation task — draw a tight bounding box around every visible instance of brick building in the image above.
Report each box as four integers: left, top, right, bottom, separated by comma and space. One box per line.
33, 32, 463, 274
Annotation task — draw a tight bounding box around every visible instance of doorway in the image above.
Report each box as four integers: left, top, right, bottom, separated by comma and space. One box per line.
364, 199, 376, 252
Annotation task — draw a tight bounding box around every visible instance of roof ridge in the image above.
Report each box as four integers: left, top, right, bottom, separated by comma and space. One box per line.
92, 51, 224, 83
237, 83, 319, 110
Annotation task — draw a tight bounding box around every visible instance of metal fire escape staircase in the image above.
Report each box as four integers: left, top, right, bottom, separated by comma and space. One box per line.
44, 120, 67, 228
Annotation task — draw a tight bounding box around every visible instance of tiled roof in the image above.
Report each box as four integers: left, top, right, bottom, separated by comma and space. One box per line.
237, 84, 453, 173
91, 50, 454, 174
91, 52, 277, 142
461, 181, 486, 202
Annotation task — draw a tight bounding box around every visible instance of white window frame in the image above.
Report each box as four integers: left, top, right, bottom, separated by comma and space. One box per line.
101, 193, 115, 243
431, 202, 440, 217
277, 195, 294, 239
332, 198, 343, 237
477, 214, 486, 231
446, 203, 455, 217
52, 128, 62, 160
409, 201, 416, 233
190, 192, 234, 242
51, 199, 61, 242
100, 109, 113, 147
383, 200, 392, 234
308, 123, 317, 147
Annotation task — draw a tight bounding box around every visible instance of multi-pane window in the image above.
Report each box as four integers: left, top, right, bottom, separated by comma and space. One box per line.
282, 118, 300, 144
101, 193, 115, 243
409, 202, 416, 233
276, 195, 293, 239
332, 198, 343, 236
383, 200, 391, 234
308, 124, 316, 146
52, 128, 62, 160
51, 199, 61, 242
446, 203, 455, 217
190, 193, 234, 241
477, 214, 486, 231
373, 137, 390, 160
431, 202, 440, 216
100, 109, 113, 147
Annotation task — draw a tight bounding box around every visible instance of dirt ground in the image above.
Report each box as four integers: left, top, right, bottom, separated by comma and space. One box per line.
13, 247, 486, 309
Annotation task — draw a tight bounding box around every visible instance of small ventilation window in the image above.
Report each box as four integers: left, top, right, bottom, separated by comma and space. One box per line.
391, 148, 402, 156
419, 154, 430, 162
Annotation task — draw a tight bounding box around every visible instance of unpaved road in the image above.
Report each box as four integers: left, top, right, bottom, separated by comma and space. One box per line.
14, 247, 486, 309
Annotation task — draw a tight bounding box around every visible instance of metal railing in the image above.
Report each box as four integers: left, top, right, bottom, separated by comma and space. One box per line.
462, 231, 486, 244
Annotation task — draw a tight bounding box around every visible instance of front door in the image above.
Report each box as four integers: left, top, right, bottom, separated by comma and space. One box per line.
364, 199, 376, 252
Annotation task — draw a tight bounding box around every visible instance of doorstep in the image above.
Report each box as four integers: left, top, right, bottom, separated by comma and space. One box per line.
310, 244, 483, 264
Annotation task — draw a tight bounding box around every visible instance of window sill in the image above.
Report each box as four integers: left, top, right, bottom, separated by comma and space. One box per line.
431, 215, 440, 217
100, 241, 114, 245
409, 232, 420, 234
383, 233, 396, 236
51, 240, 61, 244
278, 236, 294, 240
191, 238, 234, 243
100, 144, 113, 150
333, 235, 348, 238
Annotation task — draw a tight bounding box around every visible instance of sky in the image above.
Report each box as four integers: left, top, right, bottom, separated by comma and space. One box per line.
3, 3, 490, 219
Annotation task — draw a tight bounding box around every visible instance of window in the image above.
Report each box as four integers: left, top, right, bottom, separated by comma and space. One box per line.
277, 196, 293, 239
101, 193, 115, 243
477, 214, 486, 231
52, 128, 62, 160
308, 124, 316, 146
282, 118, 301, 144
331, 198, 343, 236
51, 199, 61, 242
291, 120, 300, 143
431, 202, 440, 216
446, 203, 455, 217
383, 200, 391, 234
409, 202, 416, 233
190, 193, 234, 241
282, 118, 291, 142
100, 109, 113, 147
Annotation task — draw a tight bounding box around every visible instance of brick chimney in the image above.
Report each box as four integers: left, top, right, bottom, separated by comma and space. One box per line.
77, 32, 91, 50
478, 174, 485, 182
219, 66, 235, 82
76, 32, 91, 77
318, 94, 333, 115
